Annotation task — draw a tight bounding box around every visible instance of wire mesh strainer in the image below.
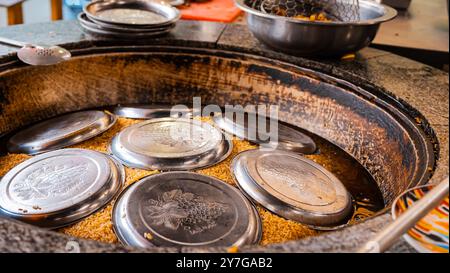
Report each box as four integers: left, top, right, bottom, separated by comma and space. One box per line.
252, 0, 361, 22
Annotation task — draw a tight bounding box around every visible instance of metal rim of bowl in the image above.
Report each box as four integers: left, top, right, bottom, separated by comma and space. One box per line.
390, 184, 437, 220
83, 0, 181, 27
391, 183, 449, 253
235, 0, 398, 26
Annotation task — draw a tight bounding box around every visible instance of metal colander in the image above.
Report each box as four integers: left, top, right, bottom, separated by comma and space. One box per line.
250, 0, 361, 22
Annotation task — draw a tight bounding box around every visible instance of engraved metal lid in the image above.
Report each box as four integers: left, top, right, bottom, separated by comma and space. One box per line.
7, 110, 116, 155
84, 0, 180, 27
111, 104, 192, 119
232, 149, 352, 227
213, 111, 316, 154
110, 118, 232, 170
0, 149, 124, 228
112, 172, 261, 248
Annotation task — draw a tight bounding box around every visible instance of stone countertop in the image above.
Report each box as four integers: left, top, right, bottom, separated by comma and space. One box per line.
0, 20, 448, 253
374, 0, 449, 53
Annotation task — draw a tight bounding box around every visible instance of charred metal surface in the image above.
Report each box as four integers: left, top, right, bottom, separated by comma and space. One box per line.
0, 51, 434, 204
0, 20, 447, 253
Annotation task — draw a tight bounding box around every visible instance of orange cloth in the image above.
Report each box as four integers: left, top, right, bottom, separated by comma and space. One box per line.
180, 0, 242, 23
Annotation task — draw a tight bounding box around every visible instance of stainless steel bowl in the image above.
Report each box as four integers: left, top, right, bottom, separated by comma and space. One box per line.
235, 0, 397, 57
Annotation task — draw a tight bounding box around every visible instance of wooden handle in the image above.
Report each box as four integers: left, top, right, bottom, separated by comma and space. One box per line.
51, 0, 63, 21
7, 2, 23, 25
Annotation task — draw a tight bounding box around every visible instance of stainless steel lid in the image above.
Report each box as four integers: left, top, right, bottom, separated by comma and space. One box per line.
110, 118, 232, 170
78, 13, 175, 33
169, 0, 185, 7
112, 172, 261, 248
78, 13, 174, 39
84, 0, 180, 27
7, 110, 116, 155
213, 111, 316, 154
111, 104, 192, 119
232, 149, 353, 227
0, 149, 124, 229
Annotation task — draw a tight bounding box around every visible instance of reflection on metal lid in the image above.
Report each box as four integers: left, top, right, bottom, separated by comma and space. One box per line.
112, 172, 261, 248
232, 149, 352, 227
110, 118, 232, 170
0, 149, 124, 229
84, 0, 180, 27
111, 104, 192, 119
8, 110, 116, 155
213, 111, 316, 154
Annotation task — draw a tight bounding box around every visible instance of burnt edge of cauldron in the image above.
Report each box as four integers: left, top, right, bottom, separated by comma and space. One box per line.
0, 45, 438, 201
0, 41, 440, 152
0, 44, 440, 253
0, 45, 438, 192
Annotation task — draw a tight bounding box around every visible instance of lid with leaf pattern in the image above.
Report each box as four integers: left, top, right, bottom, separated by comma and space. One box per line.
110, 118, 232, 171
112, 172, 261, 248
7, 110, 117, 155
0, 148, 124, 228
232, 149, 353, 227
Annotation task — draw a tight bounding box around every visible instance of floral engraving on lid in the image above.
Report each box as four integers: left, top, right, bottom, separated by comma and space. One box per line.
144, 189, 228, 235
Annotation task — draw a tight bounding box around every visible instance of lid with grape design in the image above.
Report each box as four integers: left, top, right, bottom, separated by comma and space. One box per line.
112, 172, 261, 248
0, 149, 124, 228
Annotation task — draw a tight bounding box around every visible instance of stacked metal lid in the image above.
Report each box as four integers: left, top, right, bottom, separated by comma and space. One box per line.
232, 149, 353, 227
0, 149, 124, 228
110, 118, 232, 171
7, 110, 116, 155
78, 0, 180, 39
213, 110, 317, 154
113, 172, 262, 248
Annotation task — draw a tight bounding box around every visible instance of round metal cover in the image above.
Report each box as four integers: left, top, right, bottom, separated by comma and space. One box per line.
110, 118, 232, 170
232, 149, 353, 227
78, 17, 172, 39
78, 13, 175, 34
0, 149, 124, 229
111, 104, 192, 119
84, 0, 180, 27
250, 204, 263, 244
213, 111, 316, 154
112, 172, 261, 248
7, 110, 116, 155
